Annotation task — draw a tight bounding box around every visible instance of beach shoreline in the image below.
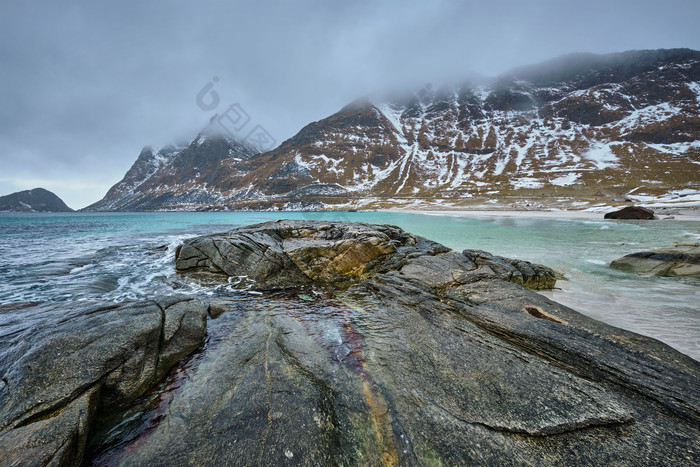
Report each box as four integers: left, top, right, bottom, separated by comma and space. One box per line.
382, 206, 700, 222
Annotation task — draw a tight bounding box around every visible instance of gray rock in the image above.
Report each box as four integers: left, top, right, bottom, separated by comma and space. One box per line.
0, 296, 207, 466
611, 243, 700, 279
117, 220, 700, 465
207, 299, 229, 319
175, 220, 555, 291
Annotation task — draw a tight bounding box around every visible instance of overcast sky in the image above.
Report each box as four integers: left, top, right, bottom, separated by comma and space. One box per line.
1, 0, 699, 208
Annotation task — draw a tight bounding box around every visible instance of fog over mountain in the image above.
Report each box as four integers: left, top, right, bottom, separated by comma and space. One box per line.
1, 0, 699, 208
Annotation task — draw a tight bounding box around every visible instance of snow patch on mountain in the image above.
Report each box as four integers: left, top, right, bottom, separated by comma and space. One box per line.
550, 172, 581, 186
87, 48, 700, 212
687, 82, 700, 104
583, 143, 619, 170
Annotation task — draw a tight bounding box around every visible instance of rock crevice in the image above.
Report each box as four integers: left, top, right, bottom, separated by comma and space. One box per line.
164, 220, 700, 465
0, 296, 207, 466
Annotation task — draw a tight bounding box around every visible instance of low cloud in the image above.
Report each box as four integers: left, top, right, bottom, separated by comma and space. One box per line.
1, 0, 698, 208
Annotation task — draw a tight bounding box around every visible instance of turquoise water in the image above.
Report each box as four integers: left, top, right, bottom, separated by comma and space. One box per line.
0, 211, 698, 360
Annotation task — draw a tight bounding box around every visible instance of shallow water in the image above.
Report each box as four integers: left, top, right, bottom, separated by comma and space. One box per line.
0, 211, 698, 360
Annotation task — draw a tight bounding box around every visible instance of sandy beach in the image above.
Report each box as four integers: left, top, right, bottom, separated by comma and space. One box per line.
384, 206, 700, 222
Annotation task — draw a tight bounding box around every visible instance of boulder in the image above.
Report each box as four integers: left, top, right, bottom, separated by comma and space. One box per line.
604, 206, 655, 219
611, 242, 700, 279
0, 296, 207, 466
175, 220, 556, 291
106, 220, 700, 466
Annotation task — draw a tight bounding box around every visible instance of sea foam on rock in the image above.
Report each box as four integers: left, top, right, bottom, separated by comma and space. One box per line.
175, 220, 557, 290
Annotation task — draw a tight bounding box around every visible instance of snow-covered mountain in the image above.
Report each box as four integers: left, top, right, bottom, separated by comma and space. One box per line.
87, 49, 700, 211
85, 121, 260, 211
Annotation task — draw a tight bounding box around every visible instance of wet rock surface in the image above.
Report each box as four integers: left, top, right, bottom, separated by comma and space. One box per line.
175, 220, 557, 291
0, 296, 207, 466
99, 219, 700, 465
4, 220, 699, 466
611, 242, 700, 279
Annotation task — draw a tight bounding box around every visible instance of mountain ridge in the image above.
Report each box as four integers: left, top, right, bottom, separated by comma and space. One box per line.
86, 48, 700, 212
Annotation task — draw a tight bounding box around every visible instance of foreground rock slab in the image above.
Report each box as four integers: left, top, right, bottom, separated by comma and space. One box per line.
0, 296, 207, 466
125, 220, 700, 465
611, 242, 700, 279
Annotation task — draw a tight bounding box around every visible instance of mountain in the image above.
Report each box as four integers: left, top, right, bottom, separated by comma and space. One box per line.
0, 188, 73, 212
85, 122, 260, 211
88, 48, 700, 211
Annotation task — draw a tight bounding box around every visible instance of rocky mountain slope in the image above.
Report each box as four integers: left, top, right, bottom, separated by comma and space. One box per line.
0, 188, 73, 212
87, 48, 700, 211
85, 122, 260, 211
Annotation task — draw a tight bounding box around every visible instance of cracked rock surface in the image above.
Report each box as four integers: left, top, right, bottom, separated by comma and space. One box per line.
0, 296, 207, 466
175, 220, 557, 291
4, 220, 698, 466
116, 220, 700, 465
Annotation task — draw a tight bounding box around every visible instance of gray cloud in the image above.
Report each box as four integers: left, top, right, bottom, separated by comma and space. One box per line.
1, 0, 698, 208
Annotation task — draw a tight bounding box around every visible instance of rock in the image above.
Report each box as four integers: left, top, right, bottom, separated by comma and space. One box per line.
114, 220, 700, 465
611, 243, 700, 279
208, 299, 229, 319
175, 220, 556, 291
463, 249, 557, 289
604, 206, 655, 219
0, 296, 207, 466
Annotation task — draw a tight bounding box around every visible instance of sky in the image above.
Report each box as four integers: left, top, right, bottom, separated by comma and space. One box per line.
1, 0, 699, 209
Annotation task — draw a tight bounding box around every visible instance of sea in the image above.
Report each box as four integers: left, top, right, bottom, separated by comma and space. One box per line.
1, 211, 698, 361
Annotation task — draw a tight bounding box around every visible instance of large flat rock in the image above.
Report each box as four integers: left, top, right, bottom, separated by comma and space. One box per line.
108, 219, 700, 465
175, 220, 556, 290
6, 220, 698, 465
0, 296, 207, 466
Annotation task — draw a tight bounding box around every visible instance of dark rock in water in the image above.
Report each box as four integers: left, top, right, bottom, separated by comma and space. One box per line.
604, 205, 655, 219
136, 220, 700, 465
147, 244, 170, 255
0, 187, 73, 212
0, 296, 207, 466
611, 243, 700, 279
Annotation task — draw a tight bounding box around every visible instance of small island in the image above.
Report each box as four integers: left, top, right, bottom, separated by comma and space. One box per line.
0, 188, 73, 212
